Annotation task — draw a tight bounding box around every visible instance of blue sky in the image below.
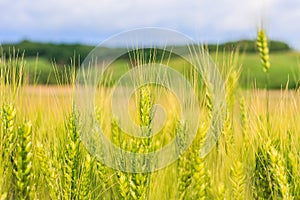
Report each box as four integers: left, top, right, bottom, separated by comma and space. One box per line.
1, 0, 300, 50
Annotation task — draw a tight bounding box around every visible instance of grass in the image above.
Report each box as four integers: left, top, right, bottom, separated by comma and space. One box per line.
22, 50, 300, 89
0, 35, 300, 199
237, 51, 300, 89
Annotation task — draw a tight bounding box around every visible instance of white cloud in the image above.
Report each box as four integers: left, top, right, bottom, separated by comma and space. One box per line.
0, 0, 299, 49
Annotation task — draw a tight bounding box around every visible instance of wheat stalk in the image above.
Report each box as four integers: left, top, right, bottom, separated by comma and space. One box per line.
78, 153, 93, 200
230, 161, 246, 200
269, 146, 292, 200
192, 156, 206, 200
253, 144, 273, 199
118, 172, 130, 199
222, 112, 233, 154
287, 152, 300, 198
1, 103, 17, 161
125, 86, 154, 200
63, 113, 81, 199
216, 182, 225, 200
36, 143, 58, 199
188, 122, 209, 200
257, 29, 271, 74
240, 97, 249, 141
257, 28, 271, 133
176, 122, 193, 200
1, 103, 17, 195
95, 160, 110, 198
13, 122, 33, 200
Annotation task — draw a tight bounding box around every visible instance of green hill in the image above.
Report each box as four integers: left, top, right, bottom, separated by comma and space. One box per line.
1, 39, 291, 64
1, 40, 94, 65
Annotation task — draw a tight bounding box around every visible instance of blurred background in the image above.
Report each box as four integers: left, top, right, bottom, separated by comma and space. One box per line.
0, 0, 299, 88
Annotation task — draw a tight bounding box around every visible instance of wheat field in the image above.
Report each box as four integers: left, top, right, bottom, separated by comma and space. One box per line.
0, 30, 300, 200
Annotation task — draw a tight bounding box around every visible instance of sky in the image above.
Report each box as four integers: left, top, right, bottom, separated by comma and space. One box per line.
1, 0, 300, 50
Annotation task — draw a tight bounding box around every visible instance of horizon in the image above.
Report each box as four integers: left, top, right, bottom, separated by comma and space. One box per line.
0, 37, 294, 50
